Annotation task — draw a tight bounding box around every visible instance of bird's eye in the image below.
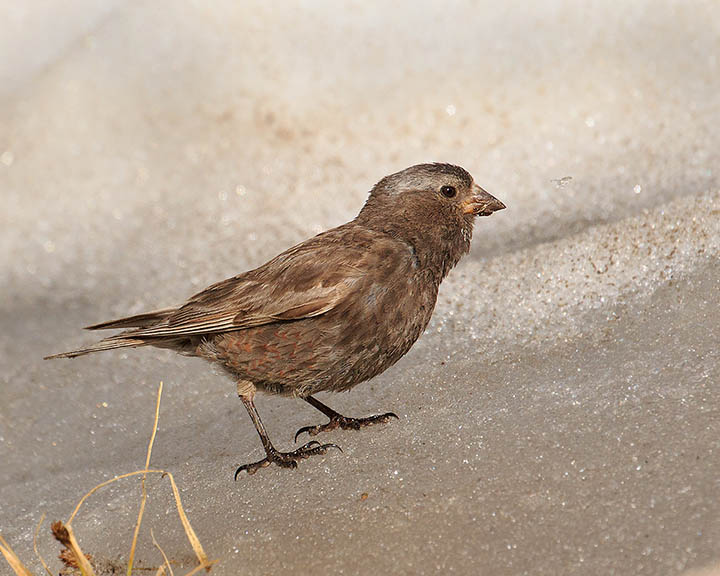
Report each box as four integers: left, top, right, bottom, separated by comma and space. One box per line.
441, 185, 457, 198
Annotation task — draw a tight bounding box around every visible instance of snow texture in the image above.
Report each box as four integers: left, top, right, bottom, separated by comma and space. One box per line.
1, 1, 719, 575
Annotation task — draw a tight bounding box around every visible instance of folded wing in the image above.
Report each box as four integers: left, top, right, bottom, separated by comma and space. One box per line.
45, 230, 368, 359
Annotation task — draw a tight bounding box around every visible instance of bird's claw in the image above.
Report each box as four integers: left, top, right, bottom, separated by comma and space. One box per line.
294, 411, 399, 442
234, 440, 341, 479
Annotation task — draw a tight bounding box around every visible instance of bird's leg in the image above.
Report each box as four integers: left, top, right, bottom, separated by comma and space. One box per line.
235, 382, 340, 478
294, 395, 399, 442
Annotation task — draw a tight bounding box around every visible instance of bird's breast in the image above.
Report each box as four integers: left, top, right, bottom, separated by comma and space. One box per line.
325, 262, 439, 385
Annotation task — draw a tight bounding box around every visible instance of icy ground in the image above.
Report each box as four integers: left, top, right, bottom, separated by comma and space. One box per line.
1, 1, 719, 575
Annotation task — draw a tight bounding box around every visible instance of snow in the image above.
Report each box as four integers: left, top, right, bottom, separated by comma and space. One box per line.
1, 1, 719, 575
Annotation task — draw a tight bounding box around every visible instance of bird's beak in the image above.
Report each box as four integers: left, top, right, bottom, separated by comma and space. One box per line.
462, 184, 506, 216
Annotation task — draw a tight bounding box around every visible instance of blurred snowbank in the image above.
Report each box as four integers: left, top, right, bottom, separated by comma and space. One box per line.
1, 2, 718, 575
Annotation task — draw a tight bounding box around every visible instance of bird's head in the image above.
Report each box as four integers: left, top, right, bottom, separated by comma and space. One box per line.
356, 163, 505, 278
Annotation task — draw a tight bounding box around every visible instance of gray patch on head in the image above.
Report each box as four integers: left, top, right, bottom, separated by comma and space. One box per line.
373, 163, 473, 197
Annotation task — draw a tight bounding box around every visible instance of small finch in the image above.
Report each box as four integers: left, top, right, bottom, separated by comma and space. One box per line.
46, 163, 505, 476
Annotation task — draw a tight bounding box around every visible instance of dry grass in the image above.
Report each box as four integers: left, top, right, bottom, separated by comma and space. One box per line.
1, 382, 215, 576
50, 521, 95, 576
150, 530, 173, 576
127, 380, 164, 575
0, 532, 34, 576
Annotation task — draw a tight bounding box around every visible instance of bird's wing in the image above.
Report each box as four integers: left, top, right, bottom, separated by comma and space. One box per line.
128, 235, 367, 338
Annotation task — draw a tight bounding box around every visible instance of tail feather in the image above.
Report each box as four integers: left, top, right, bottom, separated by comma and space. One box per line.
85, 308, 176, 331
46, 307, 197, 360
44, 335, 148, 359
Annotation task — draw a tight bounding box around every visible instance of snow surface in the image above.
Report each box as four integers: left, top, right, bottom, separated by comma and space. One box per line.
1, 1, 719, 575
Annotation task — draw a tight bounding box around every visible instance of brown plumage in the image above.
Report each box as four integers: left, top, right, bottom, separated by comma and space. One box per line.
46, 163, 505, 475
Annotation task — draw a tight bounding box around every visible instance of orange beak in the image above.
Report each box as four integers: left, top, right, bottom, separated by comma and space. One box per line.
462, 184, 506, 216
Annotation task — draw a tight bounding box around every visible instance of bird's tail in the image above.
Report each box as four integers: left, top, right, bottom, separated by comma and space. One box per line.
84, 308, 176, 331
44, 308, 176, 360
44, 335, 148, 359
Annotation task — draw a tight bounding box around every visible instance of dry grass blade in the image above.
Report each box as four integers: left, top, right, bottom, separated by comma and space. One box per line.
0, 533, 34, 576
32, 513, 53, 576
164, 472, 210, 570
151, 529, 174, 576
60, 384, 212, 574
51, 521, 96, 576
182, 560, 218, 576
2, 385, 213, 576
67, 469, 166, 524
64, 468, 211, 571
127, 490, 148, 576
128, 382, 164, 576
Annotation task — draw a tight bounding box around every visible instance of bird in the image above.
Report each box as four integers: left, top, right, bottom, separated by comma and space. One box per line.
46, 163, 506, 476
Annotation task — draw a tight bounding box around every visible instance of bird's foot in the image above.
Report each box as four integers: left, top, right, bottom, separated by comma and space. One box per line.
234, 440, 341, 478
294, 411, 398, 442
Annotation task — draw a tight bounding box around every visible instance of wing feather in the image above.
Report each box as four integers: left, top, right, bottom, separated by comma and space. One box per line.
125, 235, 365, 338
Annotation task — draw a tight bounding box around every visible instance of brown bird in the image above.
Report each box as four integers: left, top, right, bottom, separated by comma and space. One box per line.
46, 163, 505, 476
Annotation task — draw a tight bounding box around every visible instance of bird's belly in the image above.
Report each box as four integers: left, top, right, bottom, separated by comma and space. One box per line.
203, 279, 437, 396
